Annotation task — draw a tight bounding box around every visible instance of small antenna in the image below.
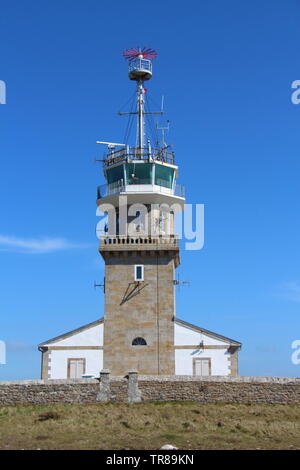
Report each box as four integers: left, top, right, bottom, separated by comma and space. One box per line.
161, 95, 164, 113
173, 273, 190, 292
94, 157, 106, 164
156, 120, 170, 148
94, 279, 105, 293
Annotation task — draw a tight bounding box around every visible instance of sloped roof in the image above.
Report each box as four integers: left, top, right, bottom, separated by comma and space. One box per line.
175, 318, 242, 347
38, 318, 104, 347
38, 316, 241, 348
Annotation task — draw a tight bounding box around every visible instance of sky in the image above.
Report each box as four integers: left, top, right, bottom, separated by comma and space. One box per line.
0, 0, 300, 379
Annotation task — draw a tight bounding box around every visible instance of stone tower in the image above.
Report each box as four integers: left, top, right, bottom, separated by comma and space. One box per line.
96, 48, 185, 376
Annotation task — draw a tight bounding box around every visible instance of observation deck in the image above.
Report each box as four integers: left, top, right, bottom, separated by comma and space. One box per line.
97, 145, 185, 208
102, 145, 175, 168
97, 177, 185, 209
128, 57, 152, 81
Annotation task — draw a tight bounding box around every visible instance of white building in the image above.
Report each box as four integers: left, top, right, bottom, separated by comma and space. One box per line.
39, 318, 241, 379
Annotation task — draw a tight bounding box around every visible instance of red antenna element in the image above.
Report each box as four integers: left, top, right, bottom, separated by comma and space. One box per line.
123, 47, 157, 62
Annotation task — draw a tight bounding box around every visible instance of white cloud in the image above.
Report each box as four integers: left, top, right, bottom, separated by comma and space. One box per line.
6, 341, 35, 352
0, 235, 90, 254
279, 281, 300, 303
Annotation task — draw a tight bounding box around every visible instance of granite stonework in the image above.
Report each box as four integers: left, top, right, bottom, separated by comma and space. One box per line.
0, 375, 300, 405
102, 250, 177, 376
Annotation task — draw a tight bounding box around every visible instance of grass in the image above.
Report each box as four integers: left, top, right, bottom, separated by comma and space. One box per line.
0, 402, 299, 450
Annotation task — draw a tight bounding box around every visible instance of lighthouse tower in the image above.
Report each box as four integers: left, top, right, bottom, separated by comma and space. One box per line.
38, 49, 242, 380
96, 48, 185, 375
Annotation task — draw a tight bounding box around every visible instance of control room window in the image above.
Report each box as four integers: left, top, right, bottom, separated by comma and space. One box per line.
135, 265, 144, 281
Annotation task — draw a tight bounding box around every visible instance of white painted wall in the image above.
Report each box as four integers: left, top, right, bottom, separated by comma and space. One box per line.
49, 349, 103, 379
174, 322, 231, 376
45, 323, 103, 347
175, 348, 230, 376
174, 322, 228, 346
43, 319, 233, 378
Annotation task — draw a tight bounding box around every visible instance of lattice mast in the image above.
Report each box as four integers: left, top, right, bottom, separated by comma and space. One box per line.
123, 47, 157, 151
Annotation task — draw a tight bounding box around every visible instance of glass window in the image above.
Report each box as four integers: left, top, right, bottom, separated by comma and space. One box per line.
135, 265, 144, 281
132, 337, 147, 346
125, 163, 153, 185
106, 165, 124, 184
154, 164, 174, 189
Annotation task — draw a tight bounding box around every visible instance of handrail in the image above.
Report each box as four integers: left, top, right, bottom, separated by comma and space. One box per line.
96, 181, 185, 199
100, 235, 179, 247
129, 58, 152, 74
102, 146, 175, 167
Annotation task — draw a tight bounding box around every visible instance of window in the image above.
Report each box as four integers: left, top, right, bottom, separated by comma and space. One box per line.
106, 164, 124, 184
125, 163, 153, 185
67, 358, 86, 378
132, 337, 147, 346
135, 265, 144, 281
154, 164, 174, 189
193, 358, 211, 376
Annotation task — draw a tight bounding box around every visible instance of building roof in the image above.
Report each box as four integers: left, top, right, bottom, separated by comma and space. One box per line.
38, 318, 104, 347
175, 318, 242, 347
38, 316, 241, 349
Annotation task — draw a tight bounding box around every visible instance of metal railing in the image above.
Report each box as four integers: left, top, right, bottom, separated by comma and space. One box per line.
97, 180, 124, 199
97, 180, 185, 199
174, 183, 185, 198
128, 58, 152, 75
103, 146, 175, 167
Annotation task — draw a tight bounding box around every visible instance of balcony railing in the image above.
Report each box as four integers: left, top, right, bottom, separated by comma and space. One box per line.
99, 235, 179, 250
97, 179, 185, 199
128, 58, 152, 75
103, 146, 175, 167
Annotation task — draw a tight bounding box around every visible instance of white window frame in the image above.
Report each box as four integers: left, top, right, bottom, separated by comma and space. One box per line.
134, 264, 144, 281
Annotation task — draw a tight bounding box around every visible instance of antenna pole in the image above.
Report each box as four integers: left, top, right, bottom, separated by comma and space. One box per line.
123, 46, 157, 150
137, 79, 144, 150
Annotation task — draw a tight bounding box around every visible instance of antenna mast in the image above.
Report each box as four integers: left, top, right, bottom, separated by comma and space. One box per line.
123, 47, 157, 151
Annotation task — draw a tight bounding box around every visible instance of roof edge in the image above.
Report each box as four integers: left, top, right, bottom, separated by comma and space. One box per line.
175, 317, 242, 347
38, 317, 104, 347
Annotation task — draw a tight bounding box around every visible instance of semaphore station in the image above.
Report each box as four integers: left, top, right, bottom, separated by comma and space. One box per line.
39, 48, 241, 379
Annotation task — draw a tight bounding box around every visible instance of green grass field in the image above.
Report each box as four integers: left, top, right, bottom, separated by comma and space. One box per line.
0, 402, 299, 450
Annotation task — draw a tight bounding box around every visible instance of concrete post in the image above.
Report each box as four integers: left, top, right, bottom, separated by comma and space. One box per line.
96, 369, 110, 402
128, 370, 142, 404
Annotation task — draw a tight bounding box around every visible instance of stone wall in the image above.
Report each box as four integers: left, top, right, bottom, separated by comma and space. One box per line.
0, 375, 300, 406
102, 253, 176, 376
0, 379, 100, 406
138, 376, 300, 405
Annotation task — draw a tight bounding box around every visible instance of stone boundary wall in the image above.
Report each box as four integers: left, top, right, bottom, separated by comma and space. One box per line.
0, 375, 300, 406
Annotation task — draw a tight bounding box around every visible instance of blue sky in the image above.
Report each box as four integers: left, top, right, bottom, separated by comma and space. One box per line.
1, 0, 300, 379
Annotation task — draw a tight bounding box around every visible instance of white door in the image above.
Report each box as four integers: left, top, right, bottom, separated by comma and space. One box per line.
69, 359, 85, 378
194, 358, 210, 376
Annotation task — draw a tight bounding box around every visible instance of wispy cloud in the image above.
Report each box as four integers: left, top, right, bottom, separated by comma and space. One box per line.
6, 341, 35, 352
0, 235, 90, 254
279, 281, 300, 303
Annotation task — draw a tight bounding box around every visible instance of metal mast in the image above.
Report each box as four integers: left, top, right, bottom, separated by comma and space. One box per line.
123, 47, 157, 152
137, 77, 144, 150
